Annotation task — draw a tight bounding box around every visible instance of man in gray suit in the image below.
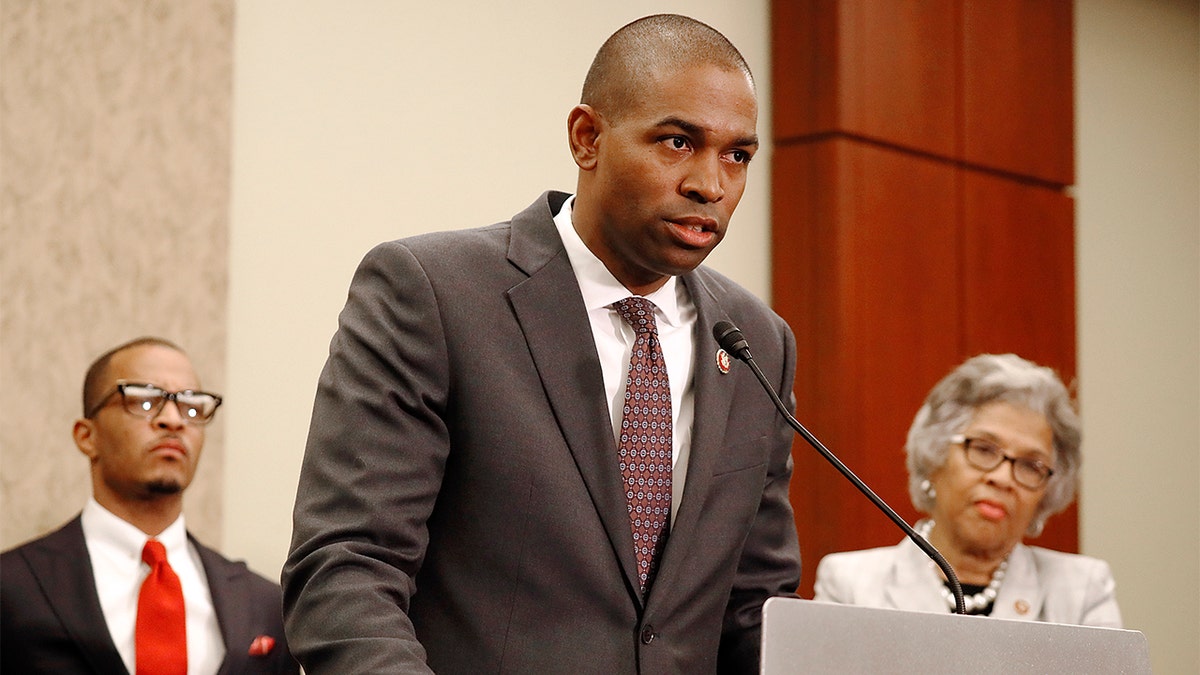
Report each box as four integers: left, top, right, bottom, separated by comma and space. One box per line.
1, 337, 297, 674
283, 14, 802, 673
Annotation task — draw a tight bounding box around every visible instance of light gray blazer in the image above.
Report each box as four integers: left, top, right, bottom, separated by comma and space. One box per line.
813, 536, 1122, 628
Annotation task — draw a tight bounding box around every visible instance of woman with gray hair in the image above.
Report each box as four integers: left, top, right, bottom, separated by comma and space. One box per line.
813, 353, 1122, 627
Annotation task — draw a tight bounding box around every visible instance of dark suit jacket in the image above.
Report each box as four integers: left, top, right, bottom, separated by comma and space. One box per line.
1, 516, 299, 674
283, 191, 802, 674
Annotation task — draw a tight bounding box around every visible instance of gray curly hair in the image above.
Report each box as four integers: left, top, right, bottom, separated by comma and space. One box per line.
905, 353, 1081, 537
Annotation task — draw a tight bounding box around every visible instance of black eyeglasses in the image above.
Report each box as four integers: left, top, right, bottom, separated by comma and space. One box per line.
951, 434, 1054, 489
86, 381, 223, 425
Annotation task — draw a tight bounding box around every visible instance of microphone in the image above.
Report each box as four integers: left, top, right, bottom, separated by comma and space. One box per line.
712, 321, 966, 614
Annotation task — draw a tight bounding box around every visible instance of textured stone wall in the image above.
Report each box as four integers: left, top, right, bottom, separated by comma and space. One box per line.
1, 0, 233, 549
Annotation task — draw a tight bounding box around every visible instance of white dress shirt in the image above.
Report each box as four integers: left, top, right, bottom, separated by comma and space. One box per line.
553, 196, 697, 521
81, 498, 226, 674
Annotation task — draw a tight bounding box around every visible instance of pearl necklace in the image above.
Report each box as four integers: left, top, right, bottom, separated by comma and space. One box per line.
916, 520, 1009, 614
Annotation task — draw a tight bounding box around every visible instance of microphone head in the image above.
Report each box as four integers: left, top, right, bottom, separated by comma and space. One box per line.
712, 321, 751, 361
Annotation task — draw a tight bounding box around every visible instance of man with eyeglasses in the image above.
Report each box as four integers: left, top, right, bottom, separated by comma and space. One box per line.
1, 336, 299, 674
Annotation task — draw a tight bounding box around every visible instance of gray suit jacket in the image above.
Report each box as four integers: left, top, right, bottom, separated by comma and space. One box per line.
813, 536, 1122, 628
1, 516, 299, 674
283, 191, 802, 674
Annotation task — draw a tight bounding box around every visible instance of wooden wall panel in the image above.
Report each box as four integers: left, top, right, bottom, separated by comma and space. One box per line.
772, 0, 838, 140
774, 1, 1075, 185
772, 0, 958, 155
840, 0, 959, 155
962, 173, 1077, 371
773, 140, 962, 594
963, 0, 1075, 184
771, 0, 1078, 598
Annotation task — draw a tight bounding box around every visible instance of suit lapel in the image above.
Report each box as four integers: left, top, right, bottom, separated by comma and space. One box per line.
991, 543, 1043, 621
24, 517, 130, 674
505, 193, 642, 598
885, 538, 948, 614
652, 270, 736, 589
194, 536, 248, 673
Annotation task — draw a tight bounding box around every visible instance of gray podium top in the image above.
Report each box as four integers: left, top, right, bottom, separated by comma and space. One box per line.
761, 597, 1151, 674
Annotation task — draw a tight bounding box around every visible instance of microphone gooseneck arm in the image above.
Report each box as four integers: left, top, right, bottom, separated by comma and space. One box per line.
712, 321, 966, 615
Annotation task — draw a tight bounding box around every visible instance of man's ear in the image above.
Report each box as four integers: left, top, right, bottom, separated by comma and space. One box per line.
73, 419, 99, 462
567, 104, 602, 170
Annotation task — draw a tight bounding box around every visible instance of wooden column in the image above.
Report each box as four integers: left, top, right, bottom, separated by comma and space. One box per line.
771, 0, 1077, 597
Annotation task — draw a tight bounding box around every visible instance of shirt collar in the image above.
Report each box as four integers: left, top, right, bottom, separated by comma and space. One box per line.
82, 497, 189, 559
552, 195, 685, 327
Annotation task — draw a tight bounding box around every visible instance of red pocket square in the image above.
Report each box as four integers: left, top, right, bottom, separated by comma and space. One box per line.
248, 635, 276, 656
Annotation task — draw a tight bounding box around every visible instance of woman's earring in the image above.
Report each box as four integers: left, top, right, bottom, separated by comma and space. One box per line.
921, 479, 937, 500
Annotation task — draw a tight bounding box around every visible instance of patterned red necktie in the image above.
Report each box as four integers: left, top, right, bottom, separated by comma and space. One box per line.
613, 297, 672, 594
136, 539, 187, 675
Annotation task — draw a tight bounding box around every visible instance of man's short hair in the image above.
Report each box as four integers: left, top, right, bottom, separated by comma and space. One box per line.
581, 14, 754, 121
82, 336, 186, 417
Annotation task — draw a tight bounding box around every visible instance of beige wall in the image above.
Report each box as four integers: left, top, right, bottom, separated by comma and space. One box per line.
1, 0, 233, 548
2, 0, 1195, 672
1076, 1, 1199, 672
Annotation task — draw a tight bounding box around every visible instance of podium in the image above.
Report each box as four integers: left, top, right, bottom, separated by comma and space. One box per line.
761, 597, 1151, 674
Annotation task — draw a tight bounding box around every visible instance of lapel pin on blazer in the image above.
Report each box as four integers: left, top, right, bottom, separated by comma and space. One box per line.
716, 348, 731, 374
248, 635, 276, 657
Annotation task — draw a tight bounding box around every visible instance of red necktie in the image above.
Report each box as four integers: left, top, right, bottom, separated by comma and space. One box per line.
137, 539, 188, 675
614, 297, 672, 595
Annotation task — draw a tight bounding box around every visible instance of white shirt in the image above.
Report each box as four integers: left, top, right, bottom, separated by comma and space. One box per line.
553, 196, 697, 521
81, 498, 226, 675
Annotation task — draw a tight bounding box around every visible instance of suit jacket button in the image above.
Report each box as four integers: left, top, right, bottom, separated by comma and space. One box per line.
640, 624, 656, 644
